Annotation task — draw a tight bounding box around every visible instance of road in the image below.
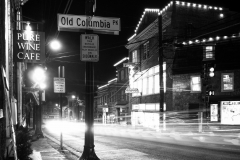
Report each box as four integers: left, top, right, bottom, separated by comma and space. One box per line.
43, 120, 240, 160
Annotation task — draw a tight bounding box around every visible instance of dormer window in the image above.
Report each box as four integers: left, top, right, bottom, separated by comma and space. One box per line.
203, 45, 215, 61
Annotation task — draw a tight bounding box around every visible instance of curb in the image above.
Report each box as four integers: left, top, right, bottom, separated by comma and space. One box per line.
43, 132, 81, 158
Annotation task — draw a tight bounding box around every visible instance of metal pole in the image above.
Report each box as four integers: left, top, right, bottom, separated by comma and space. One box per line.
79, 0, 99, 159
158, 14, 164, 130
35, 89, 44, 137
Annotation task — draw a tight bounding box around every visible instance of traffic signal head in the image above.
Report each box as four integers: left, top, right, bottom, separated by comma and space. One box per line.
209, 67, 215, 77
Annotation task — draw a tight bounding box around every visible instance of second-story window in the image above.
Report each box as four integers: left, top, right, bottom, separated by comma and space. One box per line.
132, 50, 138, 63
203, 45, 215, 61
143, 41, 149, 60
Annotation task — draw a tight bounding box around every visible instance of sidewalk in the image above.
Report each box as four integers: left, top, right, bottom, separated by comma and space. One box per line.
29, 130, 78, 160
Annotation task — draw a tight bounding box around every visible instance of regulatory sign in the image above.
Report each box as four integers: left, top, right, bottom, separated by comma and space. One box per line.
80, 34, 99, 62
54, 77, 65, 93
125, 88, 139, 93
57, 14, 120, 35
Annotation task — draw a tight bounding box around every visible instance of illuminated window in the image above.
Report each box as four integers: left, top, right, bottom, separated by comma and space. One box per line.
148, 76, 153, 94
190, 75, 201, 92
132, 50, 138, 63
143, 78, 147, 95
143, 41, 149, 60
203, 46, 215, 61
154, 74, 159, 93
221, 73, 234, 92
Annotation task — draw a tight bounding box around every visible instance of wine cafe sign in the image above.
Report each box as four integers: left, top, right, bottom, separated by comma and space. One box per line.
13, 30, 45, 63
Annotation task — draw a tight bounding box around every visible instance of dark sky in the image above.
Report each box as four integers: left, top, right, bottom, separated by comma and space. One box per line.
22, 0, 238, 101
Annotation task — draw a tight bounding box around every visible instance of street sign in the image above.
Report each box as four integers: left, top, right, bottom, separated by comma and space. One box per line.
54, 77, 65, 93
123, 62, 136, 67
125, 88, 139, 93
57, 14, 120, 35
80, 34, 99, 62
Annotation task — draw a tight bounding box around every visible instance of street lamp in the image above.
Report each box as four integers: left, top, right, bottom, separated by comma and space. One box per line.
32, 66, 46, 138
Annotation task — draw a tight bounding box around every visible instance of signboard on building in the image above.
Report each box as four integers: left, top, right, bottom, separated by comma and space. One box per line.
221, 73, 234, 92
80, 34, 99, 62
221, 101, 240, 124
13, 30, 45, 63
125, 87, 139, 93
210, 104, 218, 121
57, 14, 120, 35
54, 77, 65, 93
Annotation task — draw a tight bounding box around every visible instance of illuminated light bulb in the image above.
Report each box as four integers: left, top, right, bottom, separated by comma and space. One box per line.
209, 6, 212, 9
219, 7, 223, 10
182, 2, 185, 5
204, 5, 207, 9
224, 36, 228, 39
220, 13, 224, 18
195, 40, 199, 43
202, 39, 206, 42
187, 3, 190, 6
26, 23, 31, 31
209, 37, 213, 41
170, 1, 173, 5
232, 34, 236, 38
193, 4, 196, 7
198, 4, 202, 8
176, 1, 179, 5
182, 42, 186, 45
216, 36, 220, 40
189, 41, 193, 44
214, 7, 218, 10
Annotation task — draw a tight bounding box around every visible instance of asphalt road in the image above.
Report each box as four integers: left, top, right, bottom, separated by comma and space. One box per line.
43, 121, 240, 160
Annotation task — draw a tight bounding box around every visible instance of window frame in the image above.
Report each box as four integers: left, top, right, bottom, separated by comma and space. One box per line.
221, 73, 234, 92
143, 41, 150, 60
190, 75, 202, 93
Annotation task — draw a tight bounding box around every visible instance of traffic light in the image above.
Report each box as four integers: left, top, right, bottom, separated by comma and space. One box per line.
208, 64, 215, 77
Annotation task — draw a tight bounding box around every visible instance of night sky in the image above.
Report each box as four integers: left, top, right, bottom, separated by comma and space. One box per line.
22, 0, 238, 101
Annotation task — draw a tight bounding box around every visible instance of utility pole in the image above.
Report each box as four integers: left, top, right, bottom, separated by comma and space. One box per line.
79, 0, 99, 159
58, 66, 64, 150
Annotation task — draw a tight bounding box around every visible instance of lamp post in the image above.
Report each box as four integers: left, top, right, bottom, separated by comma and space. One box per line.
32, 66, 46, 138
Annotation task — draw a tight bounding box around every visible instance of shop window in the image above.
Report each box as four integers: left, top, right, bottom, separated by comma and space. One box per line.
190, 75, 201, 92
143, 41, 149, 60
221, 73, 234, 92
148, 76, 153, 94
154, 74, 159, 93
203, 45, 215, 61
132, 50, 138, 63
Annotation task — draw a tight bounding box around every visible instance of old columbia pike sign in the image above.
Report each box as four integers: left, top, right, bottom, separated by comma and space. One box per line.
57, 14, 120, 33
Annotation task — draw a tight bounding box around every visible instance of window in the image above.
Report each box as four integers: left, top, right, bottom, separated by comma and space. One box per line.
203, 46, 215, 61
221, 73, 234, 92
148, 76, 153, 94
154, 74, 159, 93
132, 50, 138, 63
143, 41, 149, 60
190, 75, 201, 92
121, 70, 124, 80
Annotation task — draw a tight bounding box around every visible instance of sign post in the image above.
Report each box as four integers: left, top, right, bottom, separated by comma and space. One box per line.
57, 0, 120, 159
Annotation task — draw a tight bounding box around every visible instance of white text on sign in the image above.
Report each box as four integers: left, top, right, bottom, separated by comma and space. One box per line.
80, 34, 99, 62
54, 77, 65, 93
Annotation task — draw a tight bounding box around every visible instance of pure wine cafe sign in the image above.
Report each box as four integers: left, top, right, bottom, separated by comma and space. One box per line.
13, 30, 45, 63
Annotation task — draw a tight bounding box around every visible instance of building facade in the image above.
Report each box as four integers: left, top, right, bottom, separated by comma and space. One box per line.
126, 1, 237, 128
96, 57, 129, 124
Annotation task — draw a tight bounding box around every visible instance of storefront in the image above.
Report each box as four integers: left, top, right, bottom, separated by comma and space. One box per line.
131, 103, 160, 130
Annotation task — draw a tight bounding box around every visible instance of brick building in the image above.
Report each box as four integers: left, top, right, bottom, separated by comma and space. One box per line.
95, 57, 129, 124
125, 1, 237, 128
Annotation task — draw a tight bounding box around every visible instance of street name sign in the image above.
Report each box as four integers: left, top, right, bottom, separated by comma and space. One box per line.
57, 14, 120, 35
80, 34, 99, 62
125, 88, 139, 93
54, 77, 65, 93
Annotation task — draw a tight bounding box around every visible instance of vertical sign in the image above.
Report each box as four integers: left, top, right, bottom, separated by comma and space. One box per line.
54, 77, 65, 93
13, 30, 45, 63
80, 34, 99, 62
210, 104, 218, 121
